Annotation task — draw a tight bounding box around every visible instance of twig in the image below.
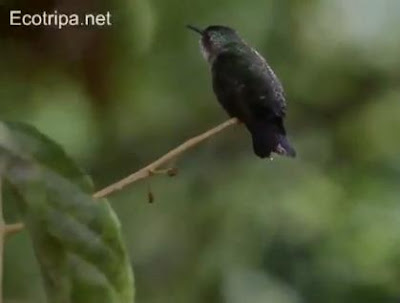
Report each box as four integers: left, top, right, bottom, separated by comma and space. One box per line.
4, 223, 25, 237
93, 118, 239, 198
7, 118, 239, 235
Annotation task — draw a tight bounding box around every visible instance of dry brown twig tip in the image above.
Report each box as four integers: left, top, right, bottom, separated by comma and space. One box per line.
4, 223, 25, 237
167, 167, 178, 177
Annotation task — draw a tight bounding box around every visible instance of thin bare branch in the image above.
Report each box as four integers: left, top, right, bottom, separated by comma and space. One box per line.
2, 118, 239, 236
93, 118, 239, 199
4, 223, 25, 237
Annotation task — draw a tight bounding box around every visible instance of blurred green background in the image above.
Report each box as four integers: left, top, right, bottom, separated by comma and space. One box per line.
1, 0, 400, 302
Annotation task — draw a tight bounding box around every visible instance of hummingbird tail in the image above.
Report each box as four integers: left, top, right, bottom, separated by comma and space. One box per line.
275, 134, 296, 158
251, 126, 296, 159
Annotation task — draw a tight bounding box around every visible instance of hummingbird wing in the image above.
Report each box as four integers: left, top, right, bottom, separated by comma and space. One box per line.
211, 47, 286, 123
211, 47, 295, 158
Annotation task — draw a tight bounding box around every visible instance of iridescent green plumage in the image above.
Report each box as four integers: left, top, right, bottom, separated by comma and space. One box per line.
188, 25, 296, 158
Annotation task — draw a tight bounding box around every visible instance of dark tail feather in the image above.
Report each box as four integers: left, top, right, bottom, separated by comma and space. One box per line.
251, 128, 276, 158
251, 128, 296, 159
275, 134, 296, 158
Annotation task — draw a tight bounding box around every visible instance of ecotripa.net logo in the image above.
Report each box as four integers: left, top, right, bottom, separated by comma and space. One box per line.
10, 10, 112, 29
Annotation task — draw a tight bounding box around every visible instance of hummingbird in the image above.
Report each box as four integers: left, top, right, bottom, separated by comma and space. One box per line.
187, 25, 296, 158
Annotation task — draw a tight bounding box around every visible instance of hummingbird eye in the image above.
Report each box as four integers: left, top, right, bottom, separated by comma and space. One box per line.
202, 34, 212, 47
205, 32, 220, 47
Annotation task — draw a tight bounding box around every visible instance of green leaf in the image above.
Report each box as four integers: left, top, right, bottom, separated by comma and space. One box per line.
0, 122, 134, 303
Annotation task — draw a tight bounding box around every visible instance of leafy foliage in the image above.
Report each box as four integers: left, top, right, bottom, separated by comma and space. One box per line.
0, 122, 134, 303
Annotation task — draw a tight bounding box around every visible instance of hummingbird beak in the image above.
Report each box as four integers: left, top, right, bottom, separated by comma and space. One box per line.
186, 25, 204, 35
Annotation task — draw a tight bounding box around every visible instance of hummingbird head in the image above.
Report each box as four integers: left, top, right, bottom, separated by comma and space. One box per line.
187, 25, 243, 63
